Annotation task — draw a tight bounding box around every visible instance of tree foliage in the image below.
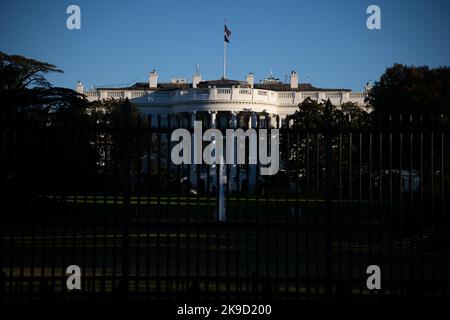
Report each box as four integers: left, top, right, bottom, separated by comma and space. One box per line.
0, 51, 85, 123
367, 63, 450, 115
0, 51, 63, 90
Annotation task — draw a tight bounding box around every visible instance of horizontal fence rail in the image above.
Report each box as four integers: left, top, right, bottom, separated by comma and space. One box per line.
1, 110, 449, 302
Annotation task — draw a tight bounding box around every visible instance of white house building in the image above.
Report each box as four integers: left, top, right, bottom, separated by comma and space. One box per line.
77, 69, 368, 129
76, 69, 369, 220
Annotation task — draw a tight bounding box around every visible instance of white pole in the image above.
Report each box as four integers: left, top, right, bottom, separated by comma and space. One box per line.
223, 41, 227, 79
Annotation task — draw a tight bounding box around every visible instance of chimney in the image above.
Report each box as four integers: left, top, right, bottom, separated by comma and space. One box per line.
76, 81, 84, 94
192, 64, 202, 88
192, 73, 202, 88
290, 71, 298, 89
246, 72, 254, 88
149, 70, 158, 89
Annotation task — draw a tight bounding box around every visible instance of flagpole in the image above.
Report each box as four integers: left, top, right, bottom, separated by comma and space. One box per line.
223, 40, 227, 79
223, 18, 227, 79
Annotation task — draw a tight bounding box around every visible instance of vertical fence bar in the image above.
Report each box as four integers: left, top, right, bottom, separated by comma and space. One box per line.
337, 130, 343, 294
398, 115, 404, 295
358, 131, 362, 296
225, 133, 231, 299
378, 125, 383, 296
368, 130, 373, 298
388, 116, 393, 295
206, 148, 211, 297
285, 128, 290, 296
175, 119, 181, 296
156, 115, 161, 297
295, 129, 300, 299
408, 115, 414, 291
323, 100, 333, 298
305, 131, 310, 298
419, 116, 424, 290
166, 116, 172, 296
314, 131, 319, 296
440, 121, 446, 296
145, 126, 152, 297
430, 127, 435, 296
348, 115, 353, 296
121, 124, 131, 298
135, 120, 142, 296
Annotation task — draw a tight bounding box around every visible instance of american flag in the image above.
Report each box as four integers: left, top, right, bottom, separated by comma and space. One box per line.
224, 24, 231, 43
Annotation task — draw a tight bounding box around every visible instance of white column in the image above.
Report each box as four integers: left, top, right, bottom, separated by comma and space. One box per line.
249, 112, 257, 192
209, 111, 217, 128
318, 92, 326, 102
250, 112, 257, 129
190, 111, 197, 185
229, 112, 238, 193
341, 92, 349, 104
270, 114, 278, 128
229, 111, 238, 128
208, 111, 217, 192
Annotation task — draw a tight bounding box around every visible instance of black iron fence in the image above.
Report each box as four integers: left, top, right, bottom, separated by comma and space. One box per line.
1, 106, 449, 301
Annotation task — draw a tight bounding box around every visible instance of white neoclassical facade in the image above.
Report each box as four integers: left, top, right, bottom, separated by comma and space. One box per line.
76, 70, 369, 218
77, 70, 368, 128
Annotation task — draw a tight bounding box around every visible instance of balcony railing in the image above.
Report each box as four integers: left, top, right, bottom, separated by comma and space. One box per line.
83, 87, 367, 106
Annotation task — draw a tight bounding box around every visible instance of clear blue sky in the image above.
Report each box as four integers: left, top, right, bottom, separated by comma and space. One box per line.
1, 0, 449, 91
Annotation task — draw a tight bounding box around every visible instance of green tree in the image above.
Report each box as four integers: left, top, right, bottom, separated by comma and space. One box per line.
279, 99, 370, 196
0, 51, 85, 124
367, 63, 450, 115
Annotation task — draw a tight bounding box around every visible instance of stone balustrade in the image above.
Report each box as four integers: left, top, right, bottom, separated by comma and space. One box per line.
83, 86, 367, 107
